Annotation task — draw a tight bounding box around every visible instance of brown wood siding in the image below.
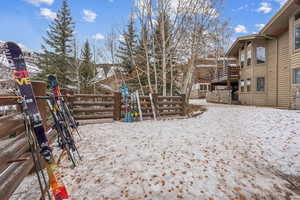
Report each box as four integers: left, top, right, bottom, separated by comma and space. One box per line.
266, 39, 278, 106
278, 31, 290, 107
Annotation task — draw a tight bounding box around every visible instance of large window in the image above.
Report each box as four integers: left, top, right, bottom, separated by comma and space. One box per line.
241, 80, 245, 92
240, 50, 245, 68
256, 47, 266, 64
294, 69, 300, 84
247, 42, 252, 66
295, 24, 300, 50
256, 77, 265, 91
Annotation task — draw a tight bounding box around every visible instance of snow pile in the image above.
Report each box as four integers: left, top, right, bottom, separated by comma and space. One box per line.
13, 100, 300, 199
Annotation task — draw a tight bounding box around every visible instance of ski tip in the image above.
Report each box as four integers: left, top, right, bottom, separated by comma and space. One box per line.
47, 74, 58, 88
4, 42, 22, 52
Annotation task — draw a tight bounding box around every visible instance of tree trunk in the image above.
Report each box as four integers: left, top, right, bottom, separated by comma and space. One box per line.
161, 8, 167, 96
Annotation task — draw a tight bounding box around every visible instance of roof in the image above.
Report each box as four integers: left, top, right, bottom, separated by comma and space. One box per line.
260, 0, 300, 36
226, 0, 300, 57
226, 35, 266, 57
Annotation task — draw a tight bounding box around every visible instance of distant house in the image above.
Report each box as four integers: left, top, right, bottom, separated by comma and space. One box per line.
210, 0, 300, 109
191, 56, 237, 99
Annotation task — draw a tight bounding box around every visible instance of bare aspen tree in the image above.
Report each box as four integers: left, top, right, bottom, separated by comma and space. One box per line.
72, 39, 81, 93
105, 28, 121, 89
132, 0, 228, 98
136, 0, 154, 94
178, 0, 224, 101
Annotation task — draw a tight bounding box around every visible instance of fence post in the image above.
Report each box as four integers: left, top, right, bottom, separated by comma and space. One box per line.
152, 93, 159, 117
181, 94, 187, 116
114, 92, 121, 121
32, 81, 48, 130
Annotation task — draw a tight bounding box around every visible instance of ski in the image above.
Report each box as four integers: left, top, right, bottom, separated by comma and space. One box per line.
47, 75, 81, 166
3, 42, 69, 200
48, 75, 81, 138
135, 90, 143, 121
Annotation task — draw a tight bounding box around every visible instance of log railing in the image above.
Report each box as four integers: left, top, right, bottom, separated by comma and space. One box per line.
67, 92, 186, 120
136, 94, 186, 118
211, 66, 240, 83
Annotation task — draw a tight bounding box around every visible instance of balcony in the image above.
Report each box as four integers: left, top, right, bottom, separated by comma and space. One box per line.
211, 66, 240, 83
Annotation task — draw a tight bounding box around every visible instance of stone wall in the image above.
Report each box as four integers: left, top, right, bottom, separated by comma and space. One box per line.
206, 90, 232, 104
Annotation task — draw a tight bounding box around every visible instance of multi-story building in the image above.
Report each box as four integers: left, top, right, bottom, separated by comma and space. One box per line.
225, 0, 300, 109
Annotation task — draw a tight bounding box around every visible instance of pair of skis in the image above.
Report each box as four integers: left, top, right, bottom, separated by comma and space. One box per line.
3, 42, 70, 200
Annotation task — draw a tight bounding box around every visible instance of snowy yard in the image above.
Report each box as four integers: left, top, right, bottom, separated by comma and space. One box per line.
13, 100, 300, 199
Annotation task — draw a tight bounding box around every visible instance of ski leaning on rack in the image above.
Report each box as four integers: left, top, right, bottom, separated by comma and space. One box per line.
3, 42, 69, 200
48, 75, 81, 138
47, 75, 81, 166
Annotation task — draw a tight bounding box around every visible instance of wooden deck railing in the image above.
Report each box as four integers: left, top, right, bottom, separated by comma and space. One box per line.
211, 66, 240, 83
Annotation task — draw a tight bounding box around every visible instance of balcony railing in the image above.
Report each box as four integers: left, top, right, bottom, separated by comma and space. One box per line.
211, 66, 240, 83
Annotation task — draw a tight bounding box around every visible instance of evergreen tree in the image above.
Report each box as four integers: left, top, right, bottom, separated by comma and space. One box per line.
79, 40, 94, 93
37, 0, 75, 88
116, 14, 138, 73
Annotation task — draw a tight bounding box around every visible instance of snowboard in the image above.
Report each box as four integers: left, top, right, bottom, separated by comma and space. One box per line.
120, 85, 133, 122
3, 42, 69, 200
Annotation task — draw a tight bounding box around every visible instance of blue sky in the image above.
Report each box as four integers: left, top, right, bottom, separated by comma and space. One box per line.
0, 0, 287, 51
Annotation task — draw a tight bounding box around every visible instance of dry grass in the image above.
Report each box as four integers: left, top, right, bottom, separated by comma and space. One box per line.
186, 104, 207, 117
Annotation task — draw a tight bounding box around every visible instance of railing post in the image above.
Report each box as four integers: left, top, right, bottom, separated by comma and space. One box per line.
181, 94, 187, 116
152, 93, 159, 117
113, 92, 121, 121
32, 81, 48, 130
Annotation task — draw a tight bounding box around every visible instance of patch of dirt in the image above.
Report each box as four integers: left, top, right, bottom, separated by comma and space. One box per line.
276, 173, 300, 196
186, 104, 207, 117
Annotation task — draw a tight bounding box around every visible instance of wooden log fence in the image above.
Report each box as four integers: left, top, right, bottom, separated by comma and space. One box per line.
0, 81, 57, 200
0, 80, 187, 199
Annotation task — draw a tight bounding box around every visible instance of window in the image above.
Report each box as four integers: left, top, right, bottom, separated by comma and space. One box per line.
247, 42, 252, 66
241, 80, 245, 92
246, 79, 251, 92
240, 51, 245, 68
295, 24, 300, 50
295, 11, 300, 21
200, 84, 207, 91
256, 77, 265, 91
293, 69, 300, 84
256, 47, 266, 64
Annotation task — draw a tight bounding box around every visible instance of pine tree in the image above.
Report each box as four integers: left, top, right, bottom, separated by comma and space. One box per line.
79, 40, 94, 93
116, 14, 138, 73
37, 0, 75, 88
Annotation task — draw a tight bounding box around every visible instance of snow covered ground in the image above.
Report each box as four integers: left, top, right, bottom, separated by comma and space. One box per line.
13, 100, 300, 199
